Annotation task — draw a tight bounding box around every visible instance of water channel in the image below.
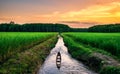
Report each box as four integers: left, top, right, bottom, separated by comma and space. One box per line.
38, 36, 97, 74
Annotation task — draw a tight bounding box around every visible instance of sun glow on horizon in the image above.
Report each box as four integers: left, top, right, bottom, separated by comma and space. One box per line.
0, 1, 120, 28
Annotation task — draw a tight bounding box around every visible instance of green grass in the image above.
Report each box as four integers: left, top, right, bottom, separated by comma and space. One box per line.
0, 32, 56, 63
63, 35, 92, 59
63, 32, 120, 59
100, 66, 120, 74
62, 35, 101, 70
62, 32, 120, 74
0, 35, 57, 74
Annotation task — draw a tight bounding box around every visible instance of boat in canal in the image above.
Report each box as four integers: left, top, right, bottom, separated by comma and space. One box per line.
56, 52, 61, 69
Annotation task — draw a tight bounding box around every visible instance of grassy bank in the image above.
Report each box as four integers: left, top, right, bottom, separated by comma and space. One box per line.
62, 33, 120, 74
0, 32, 56, 63
64, 33, 120, 59
0, 34, 57, 74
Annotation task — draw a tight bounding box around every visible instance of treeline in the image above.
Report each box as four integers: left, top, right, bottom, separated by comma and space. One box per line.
0, 23, 120, 32
88, 24, 120, 32
70, 28, 88, 32
0, 23, 70, 32
0, 23, 87, 32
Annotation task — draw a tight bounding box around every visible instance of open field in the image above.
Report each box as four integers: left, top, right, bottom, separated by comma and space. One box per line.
63, 32, 120, 74
63, 32, 120, 59
0, 32, 57, 63
0, 32, 57, 73
1, 32, 120, 74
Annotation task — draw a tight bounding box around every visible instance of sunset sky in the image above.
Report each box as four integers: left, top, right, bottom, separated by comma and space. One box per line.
0, 0, 120, 28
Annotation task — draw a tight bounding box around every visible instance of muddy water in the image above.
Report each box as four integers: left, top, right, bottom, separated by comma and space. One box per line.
38, 36, 97, 74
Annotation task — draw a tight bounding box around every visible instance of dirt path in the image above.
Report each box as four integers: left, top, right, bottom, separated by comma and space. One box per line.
38, 36, 97, 74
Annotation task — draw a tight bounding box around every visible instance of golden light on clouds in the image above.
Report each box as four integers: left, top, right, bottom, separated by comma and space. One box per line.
34, 2, 120, 24
57, 2, 120, 27
60, 2, 120, 22
0, 1, 120, 28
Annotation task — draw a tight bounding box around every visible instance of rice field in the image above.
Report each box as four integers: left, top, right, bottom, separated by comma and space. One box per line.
0, 32, 56, 63
62, 32, 120, 74
63, 32, 120, 59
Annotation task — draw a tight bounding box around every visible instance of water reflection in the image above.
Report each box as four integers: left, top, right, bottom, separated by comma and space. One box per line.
38, 36, 97, 74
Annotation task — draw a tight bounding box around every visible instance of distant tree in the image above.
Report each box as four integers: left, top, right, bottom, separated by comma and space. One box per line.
88, 24, 120, 32
1, 23, 120, 32
0, 23, 71, 32
10, 21, 15, 24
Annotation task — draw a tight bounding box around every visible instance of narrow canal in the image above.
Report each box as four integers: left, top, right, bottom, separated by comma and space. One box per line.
38, 36, 97, 74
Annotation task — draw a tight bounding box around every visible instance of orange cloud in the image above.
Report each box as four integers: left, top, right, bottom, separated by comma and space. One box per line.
58, 2, 120, 23
0, 1, 120, 28
54, 2, 120, 27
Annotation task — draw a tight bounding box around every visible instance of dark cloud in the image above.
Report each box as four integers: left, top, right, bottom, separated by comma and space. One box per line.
59, 21, 98, 25
59, 21, 99, 28
59, 21, 81, 24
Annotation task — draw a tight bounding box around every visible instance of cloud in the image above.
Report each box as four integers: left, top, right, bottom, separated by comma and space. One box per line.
59, 21, 81, 24
0, 17, 14, 22
63, 2, 120, 17
58, 2, 120, 24
59, 21, 99, 28
0, 18, 9, 21
57, 2, 120, 28
59, 21, 98, 25
0, 1, 120, 28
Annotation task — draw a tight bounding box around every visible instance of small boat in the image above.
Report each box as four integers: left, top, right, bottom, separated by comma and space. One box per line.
56, 52, 61, 69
